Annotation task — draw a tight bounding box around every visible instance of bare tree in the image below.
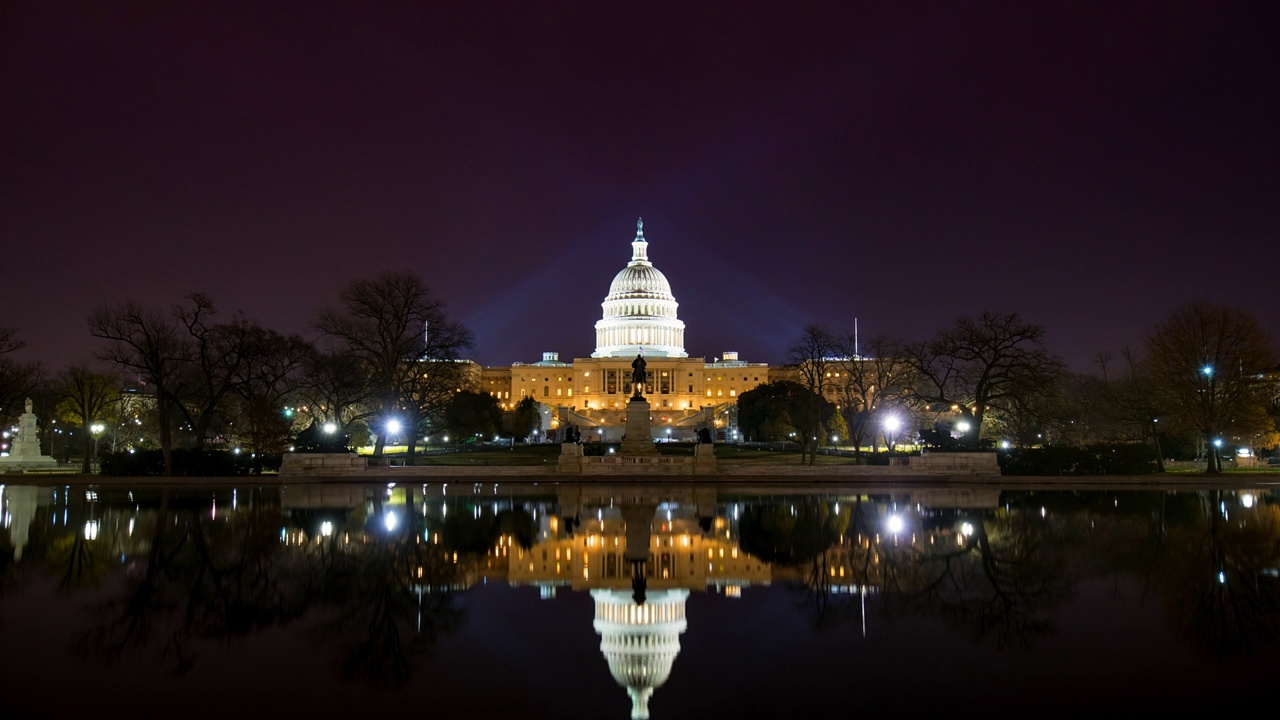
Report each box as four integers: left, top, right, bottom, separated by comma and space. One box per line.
1096, 349, 1172, 471
229, 329, 313, 471
786, 324, 838, 464
314, 272, 473, 461
903, 311, 1066, 447
54, 364, 123, 473
830, 333, 916, 452
173, 295, 280, 454
89, 302, 190, 475
295, 348, 372, 430
1143, 300, 1276, 473
0, 327, 42, 430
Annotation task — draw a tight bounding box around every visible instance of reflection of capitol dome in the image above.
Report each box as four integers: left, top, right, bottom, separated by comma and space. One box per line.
592, 588, 690, 719
593, 218, 688, 358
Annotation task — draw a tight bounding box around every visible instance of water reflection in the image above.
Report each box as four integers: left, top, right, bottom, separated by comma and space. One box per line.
2, 481, 1279, 716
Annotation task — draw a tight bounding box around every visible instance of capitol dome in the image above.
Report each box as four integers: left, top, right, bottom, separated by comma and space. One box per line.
593, 218, 688, 358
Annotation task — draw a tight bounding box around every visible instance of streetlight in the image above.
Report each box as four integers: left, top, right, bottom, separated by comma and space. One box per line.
1201, 366, 1218, 472
883, 415, 901, 454
90, 422, 105, 469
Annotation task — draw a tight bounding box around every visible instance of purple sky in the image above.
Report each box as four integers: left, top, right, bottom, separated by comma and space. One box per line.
3, 1, 1277, 373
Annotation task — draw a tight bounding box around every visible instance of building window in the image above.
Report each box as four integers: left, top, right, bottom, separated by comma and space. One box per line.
544, 386, 550, 397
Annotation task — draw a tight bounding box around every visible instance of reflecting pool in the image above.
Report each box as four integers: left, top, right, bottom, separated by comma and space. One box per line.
2, 480, 1279, 719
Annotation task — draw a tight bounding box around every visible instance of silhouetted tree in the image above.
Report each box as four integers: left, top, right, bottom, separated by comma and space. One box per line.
786, 324, 838, 464
54, 364, 122, 473
1096, 348, 1174, 471
506, 396, 541, 441
1143, 300, 1276, 473
229, 329, 312, 471
89, 302, 190, 475
441, 390, 501, 441
0, 327, 42, 431
738, 381, 809, 444
830, 333, 917, 451
903, 311, 1066, 447
314, 272, 473, 462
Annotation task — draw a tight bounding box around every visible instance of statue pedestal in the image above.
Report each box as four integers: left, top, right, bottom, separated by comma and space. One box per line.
0, 406, 58, 473
557, 441, 584, 473
619, 398, 658, 456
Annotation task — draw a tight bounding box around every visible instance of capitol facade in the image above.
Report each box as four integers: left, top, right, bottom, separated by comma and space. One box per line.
480, 219, 776, 442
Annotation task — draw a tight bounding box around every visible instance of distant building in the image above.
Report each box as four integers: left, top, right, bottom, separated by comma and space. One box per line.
481, 219, 777, 441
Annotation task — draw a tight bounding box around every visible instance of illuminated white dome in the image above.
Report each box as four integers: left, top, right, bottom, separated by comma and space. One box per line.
593, 218, 687, 358
608, 262, 673, 297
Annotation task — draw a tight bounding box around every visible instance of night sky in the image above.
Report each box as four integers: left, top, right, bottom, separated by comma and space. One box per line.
3, 1, 1277, 373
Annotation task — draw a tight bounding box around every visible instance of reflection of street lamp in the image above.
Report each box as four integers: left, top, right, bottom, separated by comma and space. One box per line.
886, 514, 905, 535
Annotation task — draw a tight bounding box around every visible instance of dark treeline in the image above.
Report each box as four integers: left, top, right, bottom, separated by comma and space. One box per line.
1, 271, 485, 475
742, 302, 1278, 474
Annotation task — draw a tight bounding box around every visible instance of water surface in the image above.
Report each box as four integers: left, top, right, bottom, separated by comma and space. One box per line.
2, 480, 1278, 719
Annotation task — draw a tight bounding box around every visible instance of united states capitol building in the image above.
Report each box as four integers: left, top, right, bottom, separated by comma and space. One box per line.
479, 219, 778, 442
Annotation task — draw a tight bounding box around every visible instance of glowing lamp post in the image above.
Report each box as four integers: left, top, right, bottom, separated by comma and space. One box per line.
883, 415, 901, 454
385, 419, 402, 455
1202, 366, 1218, 472
90, 422, 105, 468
